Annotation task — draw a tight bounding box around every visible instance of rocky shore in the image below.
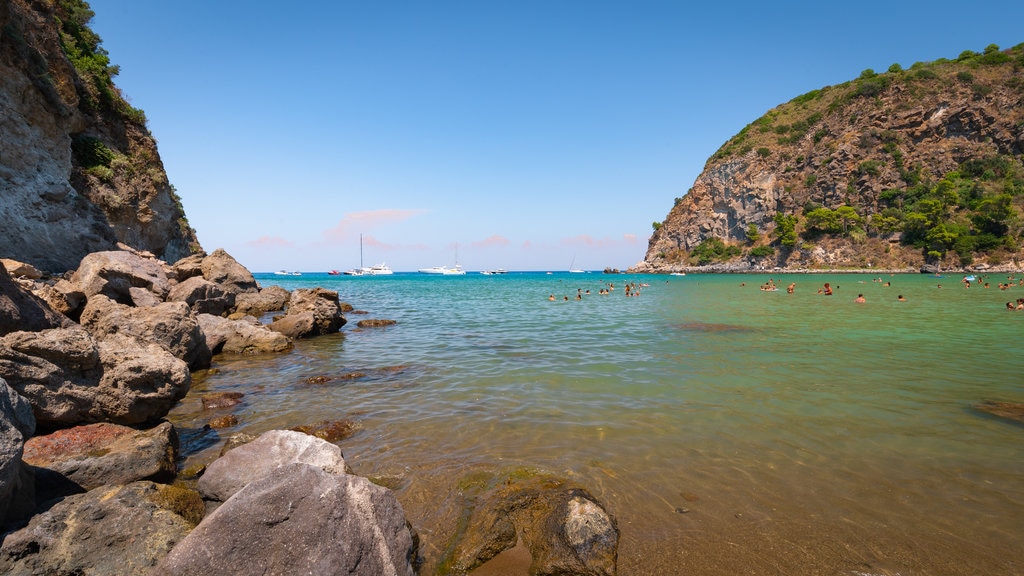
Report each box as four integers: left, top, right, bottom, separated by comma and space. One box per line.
0, 248, 619, 575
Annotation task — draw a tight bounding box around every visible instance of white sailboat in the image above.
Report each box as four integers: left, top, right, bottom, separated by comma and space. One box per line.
568, 256, 585, 273
419, 244, 466, 275
345, 234, 393, 276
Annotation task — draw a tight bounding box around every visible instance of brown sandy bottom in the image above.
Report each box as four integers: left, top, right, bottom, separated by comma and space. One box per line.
374, 457, 1023, 576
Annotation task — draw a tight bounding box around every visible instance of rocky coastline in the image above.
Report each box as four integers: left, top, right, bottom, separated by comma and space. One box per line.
0, 248, 619, 576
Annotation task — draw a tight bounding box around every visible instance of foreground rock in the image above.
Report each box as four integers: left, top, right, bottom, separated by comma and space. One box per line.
443, 471, 618, 576
0, 327, 190, 427
232, 285, 290, 317
197, 429, 348, 506
154, 463, 416, 576
23, 421, 177, 493
198, 248, 259, 295
0, 481, 200, 576
71, 250, 172, 305
0, 378, 35, 528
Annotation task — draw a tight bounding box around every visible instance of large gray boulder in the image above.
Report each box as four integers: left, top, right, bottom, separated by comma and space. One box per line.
269, 287, 346, 339
71, 250, 172, 305
199, 249, 258, 295
166, 276, 235, 316
23, 421, 177, 492
0, 481, 200, 576
0, 262, 71, 336
0, 327, 190, 427
0, 377, 35, 528
197, 429, 348, 505
197, 314, 292, 355
80, 294, 211, 370
154, 463, 416, 576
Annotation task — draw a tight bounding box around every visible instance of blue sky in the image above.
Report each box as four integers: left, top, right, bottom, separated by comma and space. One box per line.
86, 1, 1024, 273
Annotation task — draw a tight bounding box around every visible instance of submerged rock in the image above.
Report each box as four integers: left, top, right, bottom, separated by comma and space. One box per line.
974, 400, 1024, 424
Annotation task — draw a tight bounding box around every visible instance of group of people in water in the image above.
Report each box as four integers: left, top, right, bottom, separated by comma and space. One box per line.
548, 281, 650, 302
748, 278, 910, 303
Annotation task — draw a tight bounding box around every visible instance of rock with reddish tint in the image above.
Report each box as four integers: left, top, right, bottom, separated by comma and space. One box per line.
166, 276, 235, 316
201, 392, 244, 410
80, 294, 211, 370
0, 377, 35, 528
199, 249, 258, 295
197, 429, 348, 505
0, 262, 71, 337
975, 400, 1024, 423
268, 288, 346, 339
0, 327, 190, 427
23, 421, 177, 492
233, 285, 290, 317
0, 481, 197, 575
290, 419, 359, 442
442, 471, 618, 576
154, 463, 416, 576
70, 250, 171, 305
356, 318, 397, 328
197, 313, 292, 355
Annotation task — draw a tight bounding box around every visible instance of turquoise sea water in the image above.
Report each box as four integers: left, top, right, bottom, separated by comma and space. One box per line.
169, 272, 1024, 575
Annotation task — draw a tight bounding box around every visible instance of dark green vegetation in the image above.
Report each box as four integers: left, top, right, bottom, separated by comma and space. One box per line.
683, 43, 1024, 267
55, 0, 146, 124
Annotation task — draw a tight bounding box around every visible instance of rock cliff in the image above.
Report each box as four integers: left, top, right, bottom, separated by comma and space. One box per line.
0, 0, 200, 273
637, 44, 1024, 272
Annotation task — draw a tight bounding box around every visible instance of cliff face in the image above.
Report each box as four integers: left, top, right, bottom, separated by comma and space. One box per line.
638, 44, 1024, 272
0, 0, 200, 273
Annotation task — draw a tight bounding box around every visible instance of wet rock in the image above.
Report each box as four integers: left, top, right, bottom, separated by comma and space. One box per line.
0, 481, 197, 576
0, 262, 71, 336
268, 287, 346, 339
166, 276, 235, 316
290, 419, 359, 442
80, 294, 211, 370
356, 318, 397, 328
0, 327, 191, 427
22, 421, 177, 492
207, 415, 238, 429
71, 250, 171, 305
197, 313, 292, 355
975, 400, 1024, 423
154, 463, 416, 576
200, 392, 244, 409
0, 377, 35, 528
198, 429, 348, 505
233, 285, 290, 316
199, 249, 258, 295
443, 470, 618, 576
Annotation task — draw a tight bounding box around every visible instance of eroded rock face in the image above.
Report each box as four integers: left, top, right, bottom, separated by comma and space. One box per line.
155, 463, 416, 576
233, 285, 290, 317
0, 1, 200, 273
0, 481, 198, 576
166, 276, 235, 316
0, 327, 190, 427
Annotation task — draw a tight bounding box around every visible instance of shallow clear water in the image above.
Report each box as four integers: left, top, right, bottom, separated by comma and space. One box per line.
169, 272, 1024, 575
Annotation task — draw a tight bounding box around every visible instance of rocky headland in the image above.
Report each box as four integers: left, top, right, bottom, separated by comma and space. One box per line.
634, 43, 1024, 274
